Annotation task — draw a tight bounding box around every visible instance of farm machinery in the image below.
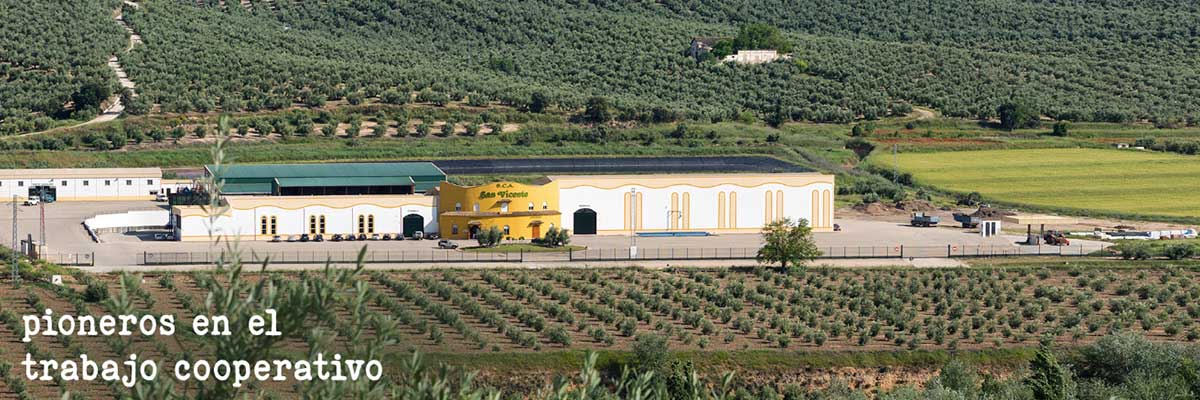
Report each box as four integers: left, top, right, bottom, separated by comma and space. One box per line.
1042, 230, 1070, 246
952, 213, 981, 228
910, 212, 940, 227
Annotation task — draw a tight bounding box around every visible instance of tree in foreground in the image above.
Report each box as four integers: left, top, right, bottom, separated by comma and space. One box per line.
756, 218, 820, 270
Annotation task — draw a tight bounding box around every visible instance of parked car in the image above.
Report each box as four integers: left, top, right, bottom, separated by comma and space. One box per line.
270, 235, 282, 243
313, 234, 324, 242
425, 232, 440, 240
357, 233, 367, 241
153, 233, 175, 241
23, 197, 39, 206
286, 235, 298, 242
154, 193, 168, 202
331, 234, 343, 242
381, 233, 393, 241
437, 239, 458, 249
370, 233, 380, 241
300, 234, 310, 242
412, 231, 424, 240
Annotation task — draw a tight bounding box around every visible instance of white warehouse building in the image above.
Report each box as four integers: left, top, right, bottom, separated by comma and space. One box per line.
0, 168, 162, 202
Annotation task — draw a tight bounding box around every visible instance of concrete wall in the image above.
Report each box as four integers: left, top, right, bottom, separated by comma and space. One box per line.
175, 195, 437, 241
0, 177, 160, 201
558, 180, 834, 234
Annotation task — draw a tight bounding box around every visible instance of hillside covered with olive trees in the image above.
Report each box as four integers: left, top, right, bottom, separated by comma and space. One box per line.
5, 0, 1200, 135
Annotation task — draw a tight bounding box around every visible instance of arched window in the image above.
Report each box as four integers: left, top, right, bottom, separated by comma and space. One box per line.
260, 216, 269, 235
454, 202, 462, 211
473, 203, 480, 212
318, 215, 326, 234
367, 215, 375, 233
502, 225, 510, 236
451, 224, 459, 235
542, 201, 548, 210
500, 202, 509, 213
269, 216, 277, 234
309, 216, 317, 234
357, 215, 366, 234
528, 202, 535, 211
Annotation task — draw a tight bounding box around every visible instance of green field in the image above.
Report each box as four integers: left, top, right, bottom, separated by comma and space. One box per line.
876, 148, 1200, 222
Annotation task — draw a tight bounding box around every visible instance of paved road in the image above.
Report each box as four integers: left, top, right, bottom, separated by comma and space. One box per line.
430, 156, 810, 175
1, 200, 1110, 269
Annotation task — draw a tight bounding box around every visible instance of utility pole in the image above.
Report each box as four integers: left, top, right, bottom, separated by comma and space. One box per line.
11, 195, 18, 286
892, 143, 898, 184
39, 199, 45, 258
629, 188, 637, 257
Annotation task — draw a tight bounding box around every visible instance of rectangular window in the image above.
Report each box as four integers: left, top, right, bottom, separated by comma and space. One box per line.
83, 180, 89, 186
270, 216, 277, 235
367, 215, 375, 234
309, 216, 317, 235
261, 217, 268, 235
318, 216, 326, 234
357, 215, 365, 234
105, 180, 111, 186
451, 225, 459, 235
126, 180, 132, 186
17, 181, 23, 187
62, 180, 68, 186
500, 203, 509, 213
147, 179, 154, 185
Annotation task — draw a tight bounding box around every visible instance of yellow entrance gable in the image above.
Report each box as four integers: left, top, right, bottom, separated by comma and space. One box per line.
437, 181, 561, 240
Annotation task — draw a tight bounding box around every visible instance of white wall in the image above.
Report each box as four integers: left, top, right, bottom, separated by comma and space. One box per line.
558, 182, 834, 233
180, 204, 438, 240
84, 210, 170, 230
0, 177, 160, 200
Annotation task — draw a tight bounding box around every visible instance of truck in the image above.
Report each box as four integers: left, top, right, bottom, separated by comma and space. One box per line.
910, 212, 940, 227
952, 213, 981, 228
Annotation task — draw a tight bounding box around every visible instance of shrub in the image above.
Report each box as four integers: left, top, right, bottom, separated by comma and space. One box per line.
83, 281, 109, 303
1162, 243, 1196, 260
1112, 242, 1153, 260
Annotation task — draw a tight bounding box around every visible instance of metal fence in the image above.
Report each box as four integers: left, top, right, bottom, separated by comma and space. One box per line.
568, 244, 1110, 262
141, 250, 523, 265
42, 253, 95, 266
139, 244, 1112, 265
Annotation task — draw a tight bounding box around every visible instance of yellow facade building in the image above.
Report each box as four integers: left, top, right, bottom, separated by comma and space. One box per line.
437, 181, 562, 240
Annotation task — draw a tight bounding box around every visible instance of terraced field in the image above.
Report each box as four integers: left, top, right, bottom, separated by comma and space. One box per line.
876, 148, 1200, 221
2, 266, 1198, 397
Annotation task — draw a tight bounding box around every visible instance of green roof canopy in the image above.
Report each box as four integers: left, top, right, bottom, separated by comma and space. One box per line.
206, 162, 446, 195
275, 177, 415, 187
207, 162, 444, 180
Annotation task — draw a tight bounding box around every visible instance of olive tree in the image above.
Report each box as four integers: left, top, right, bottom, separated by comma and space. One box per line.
756, 218, 820, 270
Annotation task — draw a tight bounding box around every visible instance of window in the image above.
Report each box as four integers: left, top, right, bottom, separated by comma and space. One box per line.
318, 215, 326, 234
259, 216, 279, 235
17, 181, 23, 187
367, 215, 375, 233
528, 202, 534, 211
147, 179, 154, 185
126, 180, 132, 186
105, 180, 111, 186
454, 202, 462, 211
61, 180, 68, 186
83, 180, 89, 186
542, 201, 548, 210
473, 203, 480, 212
309, 216, 318, 235
500, 202, 509, 213
451, 225, 459, 235
357, 215, 365, 234
502, 225, 510, 236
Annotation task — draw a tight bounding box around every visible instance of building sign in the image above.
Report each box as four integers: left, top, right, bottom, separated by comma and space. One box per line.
479, 190, 529, 199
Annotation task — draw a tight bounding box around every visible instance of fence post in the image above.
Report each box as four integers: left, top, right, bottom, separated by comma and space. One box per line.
900, 245, 904, 258
947, 244, 951, 257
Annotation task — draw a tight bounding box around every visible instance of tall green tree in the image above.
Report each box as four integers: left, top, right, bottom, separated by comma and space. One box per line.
757, 217, 820, 269
1026, 347, 1076, 400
